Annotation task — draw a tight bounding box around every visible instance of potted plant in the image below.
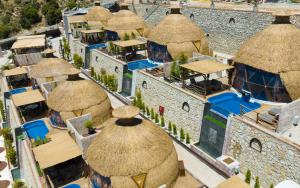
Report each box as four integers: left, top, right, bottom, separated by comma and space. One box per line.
168, 122, 172, 133
173, 124, 178, 138
160, 116, 165, 128
154, 113, 159, 124
150, 108, 155, 120
84, 120, 96, 135
186, 133, 191, 145
180, 128, 185, 142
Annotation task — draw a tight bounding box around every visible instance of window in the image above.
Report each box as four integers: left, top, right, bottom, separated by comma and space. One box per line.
96, 56, 98, 62
190, 13, 194, 19
229, 18, 235, 24
81, 48, 83, 53
115, 66, 119, 73
182, 102, 190, 112
166, 11, 169, 15
142, 81, 147, 89
249, 138, 262, 152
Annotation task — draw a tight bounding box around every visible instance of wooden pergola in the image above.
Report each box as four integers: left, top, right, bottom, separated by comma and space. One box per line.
111, 39, 147, 62
80, 29, 104, 44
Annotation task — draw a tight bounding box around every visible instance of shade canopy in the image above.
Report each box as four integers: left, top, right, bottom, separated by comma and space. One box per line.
68, 15, 85, 24
33, 131, 81, 169
86, 106, 178, 188
80, 29, 104, 34
29, 58, 80, 78
12, 90, 45, 107
216, 176, 250, 188
41, 48, 56, 54
180, 60, 233, 75
112, 39, 146, 48
106, 10, 147, 37
3, 67, 27, 77
84, 6, 112, 27
11, 35, 46, 49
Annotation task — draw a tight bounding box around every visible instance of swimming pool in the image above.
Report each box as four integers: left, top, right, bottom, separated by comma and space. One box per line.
88, 43, 106, 50
23, 120, 49, 140
208, 92, 261, 118
63, 184, 81, 188
127, 59, 158, 71
10, 88, 27, 95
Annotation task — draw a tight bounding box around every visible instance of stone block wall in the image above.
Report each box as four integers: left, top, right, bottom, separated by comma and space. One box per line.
90, 49, 125, 92
228, 116, 300, 187
72, 39, 87, 62
278, 98, 300, 132
132, 4, 300, 55
135, 71, 206, 141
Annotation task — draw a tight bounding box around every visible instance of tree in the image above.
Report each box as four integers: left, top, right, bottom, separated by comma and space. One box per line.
154, 113, 159, 124
146, 106, 150, 116
168, 122, 172, 132
245, 169, 251, 184
90, 66, 95, 77
19, 3, 41, 29
0, 25, 10, 39
254, 177, 260, 188
67, 0, 77, 10
7, 146, 17, 166
63, 38, 71, 60
173, 124, 177, 136
178, 54, 189, 79
123, 32, 130, 41
42, 0, 62, 25
13, 180, 26, 188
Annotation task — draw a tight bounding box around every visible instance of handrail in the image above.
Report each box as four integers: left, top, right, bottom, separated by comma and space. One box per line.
144, 4, 161, 20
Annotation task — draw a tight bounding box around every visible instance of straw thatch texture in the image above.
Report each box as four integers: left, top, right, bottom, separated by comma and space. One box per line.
86, 115, 179, 188
47, 80, 112, 125
147, 14, 205, 45
280, 71, 300, 100
112, 105, 139, 118
11, 35, 46, 49
84, 6, 112, 25
106, 10, 146, 35
29, 58, 80, 78
234, 24, 300, 74
167, 42, 197, 59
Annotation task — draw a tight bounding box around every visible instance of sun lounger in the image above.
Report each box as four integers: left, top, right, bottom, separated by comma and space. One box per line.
268, 108, 281, 117
258, 113, 276, 125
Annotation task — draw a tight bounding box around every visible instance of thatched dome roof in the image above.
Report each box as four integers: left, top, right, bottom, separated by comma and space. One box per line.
106, 10, 147, 36
234, 24, 300, 74
47, 80, 112, 125
147, 14, 210, 58
234, 14, 300, 100
85, 6, 112, 26
86, 106, 178, 188
148, 14, 205, 45
30, 58, 80, 78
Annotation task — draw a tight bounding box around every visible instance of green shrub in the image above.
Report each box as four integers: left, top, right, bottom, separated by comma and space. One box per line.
73, 54, 83, 69
19, 3, 41, 29
123, 32, 130, 41
133, 97, 137, 106
0, 128, 12, 141
131, 32, 136, 39
245, 169, 251, 184
254, 177, 260, 188
154, 113, 159, 124
269, 184, 274, 188
186, 133, 190, 144
103, 74, 109, 86
141, 102, 145, 114
173, 124, 177, 136
91, 67, 95, 77
0, 99, 6, 122
135, 89, 142, 109
146, 106, 150, 116
7, 146, 17, 166
150, 108, 154, 120
180, 128, 185, 141
84, 120, 93, 129
168, 122, 172, 132
42, 0, 62, 25
160, 116, 165, 127
13, 180, 26, 188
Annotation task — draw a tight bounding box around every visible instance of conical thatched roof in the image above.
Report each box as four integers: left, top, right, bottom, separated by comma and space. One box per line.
86, 106, 178, 188
234, 24, 300, 74
85, 6, 112, 27
29, 58, 80, 78
47, 80, 112, 125
148, 14, 205, 45
233, 14, 300, 101
106, 10, 147, 36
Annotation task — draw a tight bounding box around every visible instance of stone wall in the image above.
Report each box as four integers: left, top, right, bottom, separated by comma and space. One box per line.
278, 99, 300, 132
72, 39, 87, 62
136, 71, 206, 141
90, 49, 125, 92
228, 116, 300, 187
131, 4, 300, 55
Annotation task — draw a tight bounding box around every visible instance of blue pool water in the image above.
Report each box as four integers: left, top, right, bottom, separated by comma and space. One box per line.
10, 88, 27, 95
208, 92, 261, 118
88, 43, 106, 50
63, 184, 81, 188
23, 120, 49, 140
128, 59, 158, 71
